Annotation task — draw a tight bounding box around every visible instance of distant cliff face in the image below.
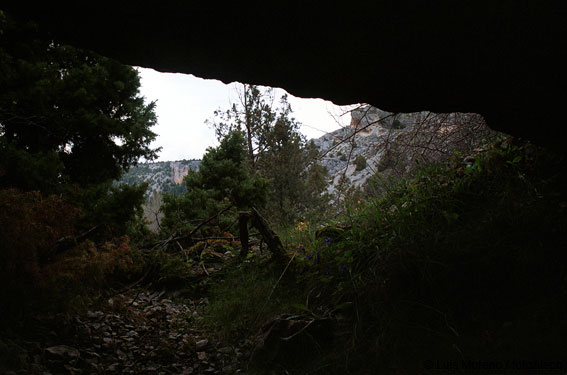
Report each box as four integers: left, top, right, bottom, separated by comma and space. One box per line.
119, 159, 201, 197
121, 106, 492, 202
172, 163, 191, 185
312, 105, 493, 196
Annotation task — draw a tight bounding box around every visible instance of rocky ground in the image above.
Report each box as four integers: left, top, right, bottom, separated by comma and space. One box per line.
1, 240, 333, 374
1, 288, 251, 374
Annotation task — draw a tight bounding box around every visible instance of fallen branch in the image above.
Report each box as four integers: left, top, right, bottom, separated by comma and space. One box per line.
181, 205, 233, 241
184, 233, 259, 242
281, 318, 316, 341
250, 207, 286, 262
114, 265, 154, 295
55, 225, 100, 254
176, 241, 187, 261
143, 205, 233, 250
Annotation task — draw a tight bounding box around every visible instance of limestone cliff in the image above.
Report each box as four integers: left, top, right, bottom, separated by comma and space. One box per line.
312, 105, 494, 196
121, 106, 492, 202
119, 159, 201, 198
172, 164, 190, 185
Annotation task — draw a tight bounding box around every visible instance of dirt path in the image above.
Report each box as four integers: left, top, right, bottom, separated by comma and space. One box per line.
3, 289, 248, 374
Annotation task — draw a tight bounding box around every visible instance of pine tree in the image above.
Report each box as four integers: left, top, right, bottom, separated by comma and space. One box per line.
209, 86, 329, 225
0, 11, 159, 192
207, 84, 275, 170
0, 11, 159, 238
161, 131, 268, 234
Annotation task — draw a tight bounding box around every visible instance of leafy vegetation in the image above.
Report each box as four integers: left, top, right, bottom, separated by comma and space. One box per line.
206, 85, 330, 226
324, 139, 567, 371
354, 153, 367, 171
0, 188, 146, 317
203, 260, 305, 342
0, 12, 158, 192
0, 11, 158, 321
160, 131, 268, 235
200, 137, 567, 373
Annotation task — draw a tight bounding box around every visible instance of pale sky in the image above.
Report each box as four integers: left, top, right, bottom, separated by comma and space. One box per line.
136, 67, 352, 161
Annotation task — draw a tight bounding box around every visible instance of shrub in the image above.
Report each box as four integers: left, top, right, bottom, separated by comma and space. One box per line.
203, 261, 305, 342
354, 154, 367, 171
329, 141, 567, 371
0, 189, 146, 316
39, 236, 145, 308
250, 139, 567, 373
0, 189, 79, 297
391, 119, 403, 129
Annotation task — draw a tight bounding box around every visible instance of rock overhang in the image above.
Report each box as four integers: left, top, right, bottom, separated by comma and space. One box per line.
2, 2, 566, 150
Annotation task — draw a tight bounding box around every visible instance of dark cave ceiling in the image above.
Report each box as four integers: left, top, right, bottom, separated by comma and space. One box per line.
3, 2, 567, 149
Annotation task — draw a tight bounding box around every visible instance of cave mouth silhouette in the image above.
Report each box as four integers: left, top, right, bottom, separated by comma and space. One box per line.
2, 3, 566, 150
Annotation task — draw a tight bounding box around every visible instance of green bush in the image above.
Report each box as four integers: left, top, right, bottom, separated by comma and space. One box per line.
203, 260, 305, 342
323, 140, 567, 371
354, 154, 367, 171
0, 188, 152, 319
0, 190, 79, 298
391, 119, 403, 129
257, 139, 567, 373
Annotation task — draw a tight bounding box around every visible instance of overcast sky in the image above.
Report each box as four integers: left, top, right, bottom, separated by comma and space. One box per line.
136, 67, 353, 161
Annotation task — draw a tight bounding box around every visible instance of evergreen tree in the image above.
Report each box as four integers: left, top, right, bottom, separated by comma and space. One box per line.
161, 131, 267, 234
0, 11, 159, 192
255, 98, 311, 223
209, 86, 330, 225
0, 11, 159, 239
206, 84, 275, 169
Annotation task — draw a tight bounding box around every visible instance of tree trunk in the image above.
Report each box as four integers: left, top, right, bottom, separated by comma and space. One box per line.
250, 207, 286, 262
239, 211, 250, 258
244, 84, 255, 170
237, 207, 286, 263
